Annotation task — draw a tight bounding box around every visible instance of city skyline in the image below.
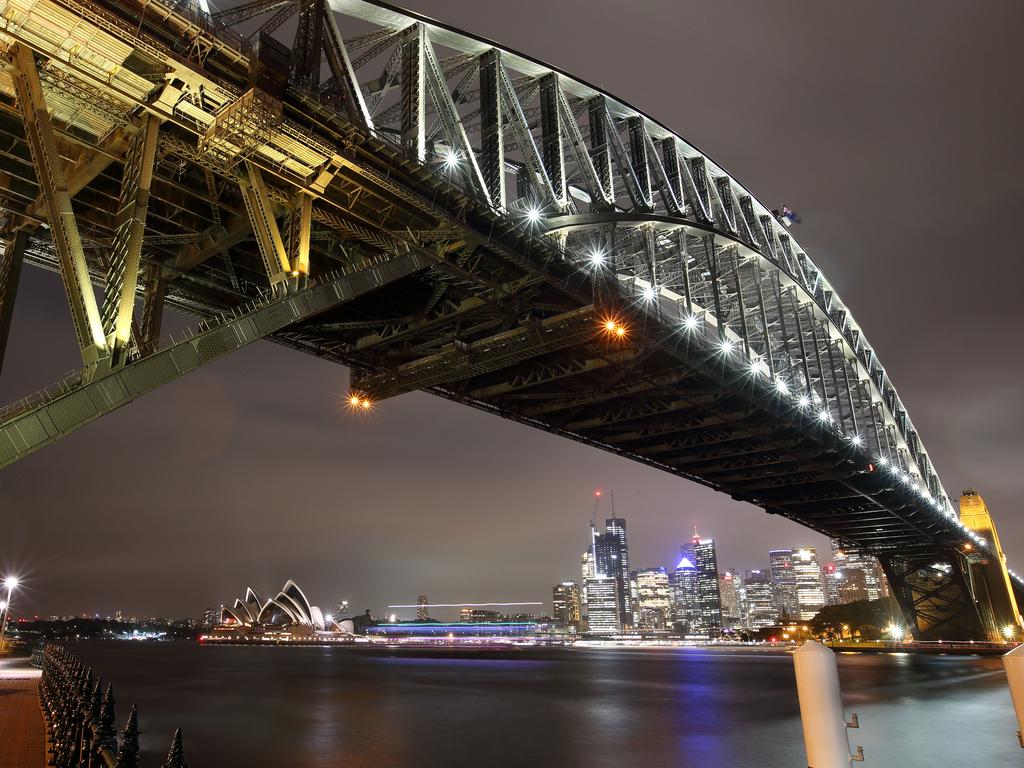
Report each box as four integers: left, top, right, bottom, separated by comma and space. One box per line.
1, 0, 1022, 621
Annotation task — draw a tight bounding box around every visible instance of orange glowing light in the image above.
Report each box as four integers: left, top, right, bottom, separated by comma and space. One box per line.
615, 325, 626, 337
359, 398, 372, 410
604, 320, 616, 332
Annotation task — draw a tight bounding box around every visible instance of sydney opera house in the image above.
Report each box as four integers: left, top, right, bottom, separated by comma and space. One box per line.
209, 580, 355, 642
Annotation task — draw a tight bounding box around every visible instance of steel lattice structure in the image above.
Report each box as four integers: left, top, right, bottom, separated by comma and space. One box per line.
0, 0, 1018, 639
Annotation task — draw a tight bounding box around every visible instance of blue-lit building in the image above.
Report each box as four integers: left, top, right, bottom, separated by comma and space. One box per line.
365, 621, 539, 644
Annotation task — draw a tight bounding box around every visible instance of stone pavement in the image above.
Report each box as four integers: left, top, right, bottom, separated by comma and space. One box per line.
0, 657, 44, 768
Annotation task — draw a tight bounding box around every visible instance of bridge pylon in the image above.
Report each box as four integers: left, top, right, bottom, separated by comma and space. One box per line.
880, 490, 1022, 642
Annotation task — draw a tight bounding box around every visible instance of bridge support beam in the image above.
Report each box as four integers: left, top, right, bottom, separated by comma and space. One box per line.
0, 229, 27, 377
0, 251, 432, 468
10, 44, 107, 365
880, 554, 993, 641
101, 115, 160, 367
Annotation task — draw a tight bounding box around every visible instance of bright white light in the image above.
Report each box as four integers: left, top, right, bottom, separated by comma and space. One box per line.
642, 285, 656, 302
683, 314, 699, 331
817, 409, 831, 423
775, 378, 789, 394
525, 207, 542, 223
877, 456, 889, 467
3, 577, 17, 590
888, 624, 904, 641
798, 395, 811, 408
1004, 625, 1016, 640
850, 434, 863, 446
589, 249, 606, 265
719, 339, 734, 354
324, 613, 334, 624
0, 601, 6, 611
443, 149, 459, 169
750, 360, 769, 377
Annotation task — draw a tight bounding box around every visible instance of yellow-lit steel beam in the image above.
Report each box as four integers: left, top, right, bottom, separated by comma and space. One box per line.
10, 44, 107, 364
289, 192, 312, 276
101, 115, 160, 366
238, 161, 290, 285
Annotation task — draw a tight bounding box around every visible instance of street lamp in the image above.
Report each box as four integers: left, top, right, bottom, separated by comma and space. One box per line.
0, 577, 18, 654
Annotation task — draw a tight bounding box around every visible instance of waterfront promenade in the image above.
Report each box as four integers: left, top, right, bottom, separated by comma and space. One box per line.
0, 657, 43, 768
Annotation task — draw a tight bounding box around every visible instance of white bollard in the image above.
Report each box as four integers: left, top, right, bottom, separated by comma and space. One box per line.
793, 640, 863, 767
1003, 643, 1024, 748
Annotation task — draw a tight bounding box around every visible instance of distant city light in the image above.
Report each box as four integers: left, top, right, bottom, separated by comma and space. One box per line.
387, 602, 543, 609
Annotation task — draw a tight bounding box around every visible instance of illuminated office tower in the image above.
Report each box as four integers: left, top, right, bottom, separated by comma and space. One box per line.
831, 540, 888, 601
718, 570, 741, 628
635, 567, 672, 629
580, 525, 597, 630
584, 576, 621, 635
552, 581, 581, 628
416, 595, 430, 621
595, 517, 633, 628
769, 549, 800, 619
670, 556, 699, 634
792, 547, 826, 620
677, 533, 722, 637
823, 564, 839, 605
743, 570, 778, 628
835, 569, 869, 604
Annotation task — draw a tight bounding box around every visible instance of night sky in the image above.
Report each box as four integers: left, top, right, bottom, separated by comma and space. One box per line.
1, 0, 1022, 620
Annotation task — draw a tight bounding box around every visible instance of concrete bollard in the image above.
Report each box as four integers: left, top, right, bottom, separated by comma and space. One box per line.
1003, 643, 1024, 748
793, 640, 863, 767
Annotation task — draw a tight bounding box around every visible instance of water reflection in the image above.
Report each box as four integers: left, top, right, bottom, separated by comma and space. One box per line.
68, 643, 1018, 767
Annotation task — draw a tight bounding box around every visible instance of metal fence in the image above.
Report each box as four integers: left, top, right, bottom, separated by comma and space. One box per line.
39, 644, 188, 768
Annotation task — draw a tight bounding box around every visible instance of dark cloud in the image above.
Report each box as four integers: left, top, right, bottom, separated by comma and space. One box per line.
2, 0, 1022, 618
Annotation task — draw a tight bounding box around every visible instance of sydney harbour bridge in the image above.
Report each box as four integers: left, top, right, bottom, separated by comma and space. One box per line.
0, 0, 1018, 640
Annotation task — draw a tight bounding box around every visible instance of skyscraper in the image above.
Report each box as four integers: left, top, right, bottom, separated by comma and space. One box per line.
718, 570, 741, 629
743, 570, 777, 628
831, 540, 888, 601
635, 567, 672, 629
835, 569, 869, 604
670, 555, 699, 634
416, 595, 429, 621
594, 517, 633, 629
792, 547, 826, 620
681, 532, 722, 637
552, 581, 581, 628
584, 576, 621, 635
768, 549, 799, 619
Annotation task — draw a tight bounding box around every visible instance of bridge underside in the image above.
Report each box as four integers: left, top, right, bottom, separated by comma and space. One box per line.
0, 0, 1015, 640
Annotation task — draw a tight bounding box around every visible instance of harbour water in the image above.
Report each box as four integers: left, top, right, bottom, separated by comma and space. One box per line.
69, 642, 1019, 767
